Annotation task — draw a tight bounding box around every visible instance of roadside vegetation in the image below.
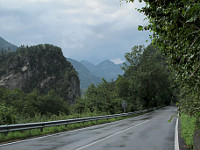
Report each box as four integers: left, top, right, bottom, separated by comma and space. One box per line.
124, 0, 200, 148
180, 114, 196, 149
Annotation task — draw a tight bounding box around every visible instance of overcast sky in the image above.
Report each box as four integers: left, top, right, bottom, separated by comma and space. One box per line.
0, 0, 150, 64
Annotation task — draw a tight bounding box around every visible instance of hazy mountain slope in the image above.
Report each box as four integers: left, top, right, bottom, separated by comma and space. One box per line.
0, 36, 18, 51
81, 60, 96, 71
81, 60, 124, 81
67, 58, 102, 90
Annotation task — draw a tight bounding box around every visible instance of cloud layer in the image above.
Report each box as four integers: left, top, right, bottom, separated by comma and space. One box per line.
0, 0, 150, 64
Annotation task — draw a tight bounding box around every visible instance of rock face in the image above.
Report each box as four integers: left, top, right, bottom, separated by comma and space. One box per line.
0, 44, 80, 103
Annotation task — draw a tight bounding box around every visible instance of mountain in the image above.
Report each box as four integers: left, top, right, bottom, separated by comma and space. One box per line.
80, 60, 96, 71
67, 58, 102, 90
0, 36, 18, 51
0, 44, 80, 103
81, 60, 124, 81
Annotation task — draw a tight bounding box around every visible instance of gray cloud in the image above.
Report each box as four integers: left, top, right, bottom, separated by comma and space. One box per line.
0, 0, 150, 64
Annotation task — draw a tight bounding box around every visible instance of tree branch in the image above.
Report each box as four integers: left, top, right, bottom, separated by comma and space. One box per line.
189, 35, 199, 49
190, 63, 200, 79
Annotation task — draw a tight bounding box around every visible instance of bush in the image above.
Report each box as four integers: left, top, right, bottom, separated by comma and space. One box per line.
0, 104, 16, 125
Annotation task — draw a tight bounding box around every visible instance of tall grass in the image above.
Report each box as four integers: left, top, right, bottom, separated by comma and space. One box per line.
15, 112, 108, 124
180, 113, 196, 149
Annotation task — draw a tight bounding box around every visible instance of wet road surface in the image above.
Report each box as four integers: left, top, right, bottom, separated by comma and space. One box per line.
0, 106, 177, 150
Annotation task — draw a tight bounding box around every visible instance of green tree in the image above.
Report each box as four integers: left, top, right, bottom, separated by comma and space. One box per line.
72, 79, 123, 114
122, 45, 174, 109
0, 104, 16, 125
124, 0, 200, 116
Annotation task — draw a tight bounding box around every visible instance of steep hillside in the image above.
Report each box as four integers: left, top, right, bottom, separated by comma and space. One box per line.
81, 60, 124, 81
67, 58, 102, 90
81, 60, 96, 71
0, 44, 80, 103
0, 36, 18, 51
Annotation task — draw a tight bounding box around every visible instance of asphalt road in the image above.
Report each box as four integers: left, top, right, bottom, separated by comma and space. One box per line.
0, 106, 177, 150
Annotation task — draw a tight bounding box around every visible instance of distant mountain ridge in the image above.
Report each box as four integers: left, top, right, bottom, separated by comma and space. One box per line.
0, 36, 18, 51
67, 58, 102, 90
68, 59, 124, 91
81, 60, 124, 81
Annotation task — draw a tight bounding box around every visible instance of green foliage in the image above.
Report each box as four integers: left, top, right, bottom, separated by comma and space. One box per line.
123, 1, 199, 148
0, 104, 16, 125
0, 87, 69, 121
125, 0, 200, 117
122, 45, 175, 110
72, 45, 175, 114
180, 114, 196, 149
72, 80, 123, 114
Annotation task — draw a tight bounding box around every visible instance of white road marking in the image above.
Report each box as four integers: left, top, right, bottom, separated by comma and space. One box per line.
76, 120, 150, 150
175, 116, 180, 150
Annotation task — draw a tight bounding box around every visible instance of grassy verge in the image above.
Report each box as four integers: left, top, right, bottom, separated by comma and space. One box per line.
0, 113, 142, 143
180, 113, 196, 149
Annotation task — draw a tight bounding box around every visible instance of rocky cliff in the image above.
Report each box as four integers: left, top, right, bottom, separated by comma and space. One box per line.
0, 44, 80, 103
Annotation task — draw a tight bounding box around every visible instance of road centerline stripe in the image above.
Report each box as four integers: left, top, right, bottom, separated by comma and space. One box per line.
76, 120, 150, 150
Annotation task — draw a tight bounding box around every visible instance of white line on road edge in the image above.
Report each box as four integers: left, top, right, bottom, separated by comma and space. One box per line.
76, 120, 150, 150
175, 116, 180, 150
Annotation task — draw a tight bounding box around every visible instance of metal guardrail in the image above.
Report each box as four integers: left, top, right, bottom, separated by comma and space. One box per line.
0, 107, 162, 135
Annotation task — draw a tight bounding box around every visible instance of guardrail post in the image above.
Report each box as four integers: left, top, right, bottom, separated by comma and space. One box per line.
40, 127, 43, 132
3, 132, 8, 136
20, 130, 24, 134
96, 117, 98, 122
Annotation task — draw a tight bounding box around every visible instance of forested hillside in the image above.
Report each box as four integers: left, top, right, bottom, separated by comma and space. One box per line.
0, 44, 80, 101
0, 44, 81, 122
